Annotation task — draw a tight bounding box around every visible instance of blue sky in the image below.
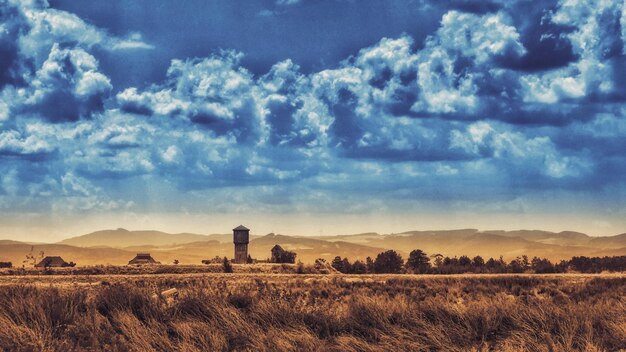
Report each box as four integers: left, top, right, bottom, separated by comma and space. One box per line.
0, 0, 625, 240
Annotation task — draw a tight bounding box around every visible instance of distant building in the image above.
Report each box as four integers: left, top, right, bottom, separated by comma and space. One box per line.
128, 253, 160, 265
233, 225, 250, 263
35, 256, 73, 268
271, 244, 296, 263
0, 261, 12, 268
271, 245, 284, 262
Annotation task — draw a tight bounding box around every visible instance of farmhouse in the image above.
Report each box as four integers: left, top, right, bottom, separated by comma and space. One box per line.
128, 253, 160, 265
35, 256, 73, 268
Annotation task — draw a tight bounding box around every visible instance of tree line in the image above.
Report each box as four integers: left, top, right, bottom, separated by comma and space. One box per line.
330, 250, 626, 274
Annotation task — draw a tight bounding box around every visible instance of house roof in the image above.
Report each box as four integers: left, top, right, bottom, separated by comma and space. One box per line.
271, 244, 284, 251
131, 253, 156, 260
36, 256, 68, 267
128, 253, 159, 265
233, 225, 249, 231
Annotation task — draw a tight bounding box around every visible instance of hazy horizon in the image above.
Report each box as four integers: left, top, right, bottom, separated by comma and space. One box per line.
1, 211, 624, 243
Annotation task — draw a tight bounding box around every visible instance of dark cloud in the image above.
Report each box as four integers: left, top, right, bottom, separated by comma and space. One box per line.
444, 0, 503, 14
0, 4, 29, 88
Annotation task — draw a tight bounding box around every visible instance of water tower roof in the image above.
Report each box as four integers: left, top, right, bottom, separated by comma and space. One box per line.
233, 225, 249, 231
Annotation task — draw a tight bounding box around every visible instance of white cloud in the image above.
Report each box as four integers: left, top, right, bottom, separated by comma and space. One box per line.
110, 32, 155, 50
17, 3, 152, 67
435, 11, 526, 64
0, 129, 54, 155
519, 0, 620, 104
450, 121, 590, 178
276, 0, 301, 5
414, 47, 478, 113
22, 44, 112, 120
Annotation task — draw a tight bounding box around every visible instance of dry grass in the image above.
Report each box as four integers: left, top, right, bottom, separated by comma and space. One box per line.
0, 275, 624, 351
0, 263, 310, 276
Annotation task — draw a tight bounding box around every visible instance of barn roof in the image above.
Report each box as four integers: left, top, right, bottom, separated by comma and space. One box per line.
233, 225, 249, 231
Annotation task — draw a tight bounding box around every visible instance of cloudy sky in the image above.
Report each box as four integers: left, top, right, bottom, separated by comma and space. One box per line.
1, 0, 625, 241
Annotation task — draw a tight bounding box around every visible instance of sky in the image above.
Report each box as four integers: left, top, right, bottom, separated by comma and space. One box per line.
0, 0, 625, 241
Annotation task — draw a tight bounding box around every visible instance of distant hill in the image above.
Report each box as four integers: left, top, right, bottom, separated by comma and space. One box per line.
59, 228, 224, 248
307, 232, 382, 244
1, 228, 626, 266
315, 229, 626, 261
588, 233, 626, 249
482, 230, 591, 246
248, 234, 386, 263
59, 229, 262, 248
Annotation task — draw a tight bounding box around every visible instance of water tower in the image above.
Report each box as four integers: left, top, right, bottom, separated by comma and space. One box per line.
233, 225, 250, 263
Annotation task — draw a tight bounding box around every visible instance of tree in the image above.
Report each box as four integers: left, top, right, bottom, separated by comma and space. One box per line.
458, 255, 472, 267
374, 250, 404, 274
406, 249, 431, 273
531, 257, 555, 274
472, 256, 484, 268
24, 247, 44, 267
485, 257, 506, 273
341, 258, 352, 273
508, 257, 526, 273
352, 260, 367, 274
443, 256, 454, 266
432, 254, 444, 268
173, 259, 179, 265
521, 255, 530, 272
365, 257, 375, 273
331, 256, 345, 273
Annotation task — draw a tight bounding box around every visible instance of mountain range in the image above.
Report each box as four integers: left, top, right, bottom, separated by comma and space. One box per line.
0, 228, 625, 266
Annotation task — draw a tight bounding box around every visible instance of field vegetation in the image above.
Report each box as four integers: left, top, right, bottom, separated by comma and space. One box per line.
332, 251, 626, 274
0, 274, 624, 351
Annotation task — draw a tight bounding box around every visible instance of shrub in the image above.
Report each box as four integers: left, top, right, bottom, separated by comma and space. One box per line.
222, 257, 233, 273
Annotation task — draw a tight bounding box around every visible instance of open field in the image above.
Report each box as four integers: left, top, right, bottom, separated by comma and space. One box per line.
0, 273, 624, 351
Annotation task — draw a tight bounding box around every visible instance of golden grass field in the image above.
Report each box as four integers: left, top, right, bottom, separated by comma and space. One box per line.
0, 269, 624, 351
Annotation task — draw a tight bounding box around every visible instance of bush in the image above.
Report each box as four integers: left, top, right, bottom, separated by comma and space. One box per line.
222, 257, 233, 273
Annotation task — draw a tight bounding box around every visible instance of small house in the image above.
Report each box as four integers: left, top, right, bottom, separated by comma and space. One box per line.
35, 256, 73, 268
128, 253, 160, 265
